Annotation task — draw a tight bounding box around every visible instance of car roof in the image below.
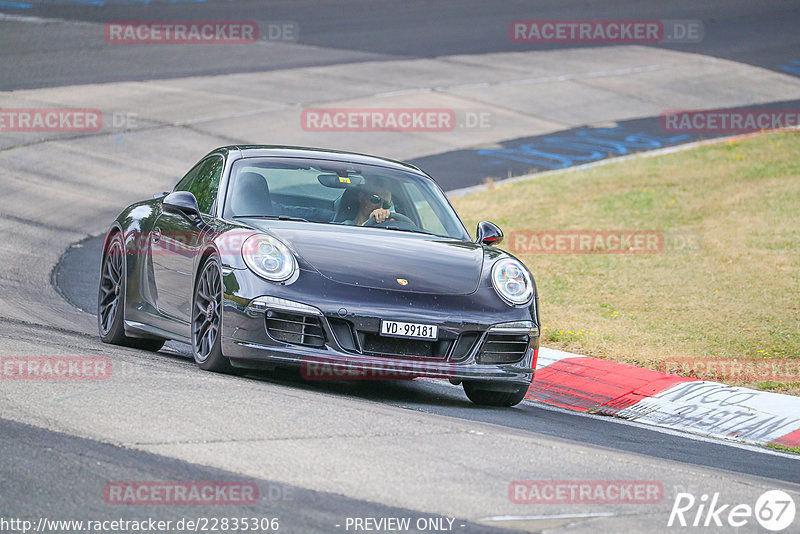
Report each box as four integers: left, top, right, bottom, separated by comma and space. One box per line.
208, 145, 429, 177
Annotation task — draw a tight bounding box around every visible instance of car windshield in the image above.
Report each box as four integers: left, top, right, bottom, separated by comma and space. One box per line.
223, 157, 470, 240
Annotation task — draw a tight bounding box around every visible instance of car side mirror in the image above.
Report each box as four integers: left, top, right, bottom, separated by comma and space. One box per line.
163, 191, 201, 219
476, 221, 503, 246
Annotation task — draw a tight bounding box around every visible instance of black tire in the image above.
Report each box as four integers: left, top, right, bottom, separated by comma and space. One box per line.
98, 233, 165, 351
463, 380, 530, 407
192, 254, 233, 373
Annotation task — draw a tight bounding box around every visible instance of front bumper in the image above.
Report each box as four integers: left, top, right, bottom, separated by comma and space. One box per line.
220, 267, 540, 385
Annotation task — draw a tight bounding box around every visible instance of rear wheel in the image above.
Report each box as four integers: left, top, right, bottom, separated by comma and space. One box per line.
192, 254, 233, 373
98, 233, 165, 351
463, 380, 530, 407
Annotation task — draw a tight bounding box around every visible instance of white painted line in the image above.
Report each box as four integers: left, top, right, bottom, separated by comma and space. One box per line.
615, 380, 800, 444
478, 512, 616, 521
413, 375, 800, 457
536, 346, 582, 370
370, 64, 679, 99
0, 12, 94, 26
0, 13, 61, 24
524, 394, 800, 460
175, 104, 299, 126
374, 88, 433, 98
443, 82, 490, 90
501, 63, 677, 86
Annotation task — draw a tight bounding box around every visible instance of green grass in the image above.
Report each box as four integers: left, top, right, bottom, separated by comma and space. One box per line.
767, 443, 800, 455
452, 132, 800, 394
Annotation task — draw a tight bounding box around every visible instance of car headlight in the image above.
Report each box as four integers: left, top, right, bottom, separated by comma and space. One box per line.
491, 258, 533, 305
242, 234, 297, 282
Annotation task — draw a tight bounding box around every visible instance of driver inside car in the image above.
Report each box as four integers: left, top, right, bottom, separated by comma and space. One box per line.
350, 184, 393, 226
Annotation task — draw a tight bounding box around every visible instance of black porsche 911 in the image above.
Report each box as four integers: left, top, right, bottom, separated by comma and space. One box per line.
98, 145, 540, 406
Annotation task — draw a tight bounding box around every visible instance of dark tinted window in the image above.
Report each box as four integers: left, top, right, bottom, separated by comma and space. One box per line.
174, 156, 223, 214
174, 161, 202, 192
223, 158, 470, 240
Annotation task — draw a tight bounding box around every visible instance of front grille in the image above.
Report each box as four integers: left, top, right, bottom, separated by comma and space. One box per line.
265, 311, 325, 348
327, 318, 358, 352
450, 332, 481, 362
476, 333, 530, 364
361, 333, 452, 359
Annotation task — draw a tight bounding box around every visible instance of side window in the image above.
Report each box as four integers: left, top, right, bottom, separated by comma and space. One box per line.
174, 161, 203, 193
404, 182, 448, 236
174, 156, 223, 214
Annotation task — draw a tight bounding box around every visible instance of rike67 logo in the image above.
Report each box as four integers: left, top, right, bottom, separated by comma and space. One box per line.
668, 490, 796, 531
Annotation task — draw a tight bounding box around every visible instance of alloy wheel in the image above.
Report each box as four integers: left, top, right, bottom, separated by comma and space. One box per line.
99, 238, 124, 335
193, 259, 222, 362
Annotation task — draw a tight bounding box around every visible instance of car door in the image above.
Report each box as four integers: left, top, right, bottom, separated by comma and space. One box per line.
151, 155, 223, 332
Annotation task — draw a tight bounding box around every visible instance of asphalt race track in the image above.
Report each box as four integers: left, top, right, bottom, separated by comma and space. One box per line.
3, 0, 800, 90
52, 233, 800, 486
2, 1, 800, 533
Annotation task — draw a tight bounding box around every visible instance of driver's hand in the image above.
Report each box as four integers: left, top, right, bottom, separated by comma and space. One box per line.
371, 208, 391, 224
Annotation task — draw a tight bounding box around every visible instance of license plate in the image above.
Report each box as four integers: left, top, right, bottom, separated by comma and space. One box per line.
380, 320, 438, 340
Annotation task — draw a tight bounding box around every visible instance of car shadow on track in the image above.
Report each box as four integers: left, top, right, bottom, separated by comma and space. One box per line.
243, 366, 478, 408
159, 339, 478, 407
58, 236, 519, 410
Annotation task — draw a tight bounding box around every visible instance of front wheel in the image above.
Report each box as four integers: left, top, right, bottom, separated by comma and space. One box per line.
192, 254, 233, 373
463, 380, 530, 407
98, 233, 165, 351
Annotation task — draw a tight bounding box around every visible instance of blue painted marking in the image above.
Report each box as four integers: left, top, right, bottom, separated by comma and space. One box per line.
477, 127, 690, 169
779, 60, 800, 76
0, 2, 33, 8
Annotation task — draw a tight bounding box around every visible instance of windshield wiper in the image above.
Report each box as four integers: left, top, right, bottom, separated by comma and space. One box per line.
233, 215, 308, 222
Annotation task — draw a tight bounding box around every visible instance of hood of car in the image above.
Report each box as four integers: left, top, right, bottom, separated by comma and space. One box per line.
253, 222, 484, 295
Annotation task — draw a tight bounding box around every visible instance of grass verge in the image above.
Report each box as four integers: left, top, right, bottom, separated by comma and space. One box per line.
767, 443, 800, 454
452, 131, 800, 394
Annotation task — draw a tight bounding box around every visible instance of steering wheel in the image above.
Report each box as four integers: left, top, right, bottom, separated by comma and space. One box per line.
364, 212, 416, 228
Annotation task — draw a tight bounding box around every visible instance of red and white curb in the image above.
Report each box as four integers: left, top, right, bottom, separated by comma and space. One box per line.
527, 347, 800, 448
